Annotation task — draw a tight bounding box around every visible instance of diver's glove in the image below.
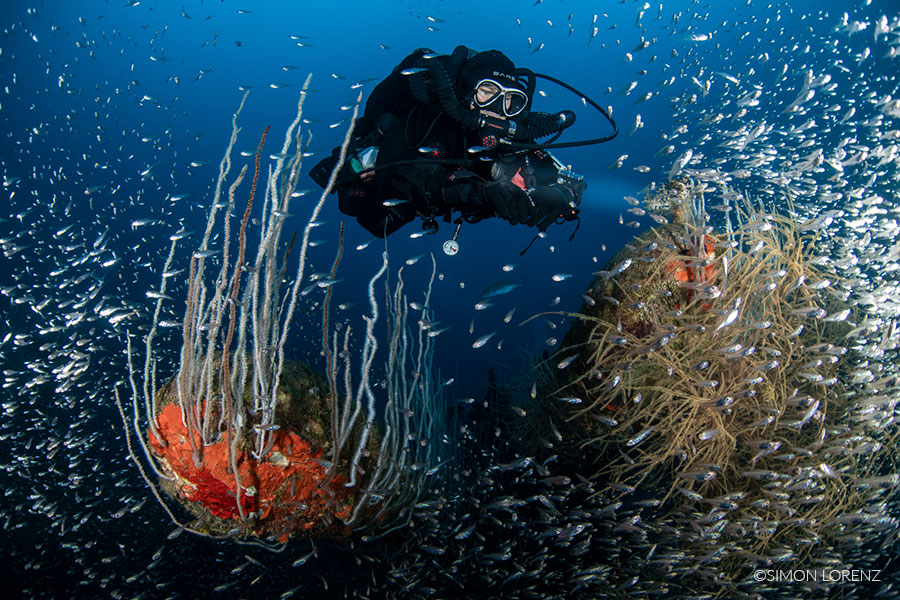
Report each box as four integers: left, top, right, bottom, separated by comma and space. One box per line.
485, 181, 538, 226
528, 184, 580, 231
439, 170, 488, 210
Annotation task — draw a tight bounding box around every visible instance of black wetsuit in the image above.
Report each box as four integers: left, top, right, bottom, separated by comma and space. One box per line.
311, 48, 585, 238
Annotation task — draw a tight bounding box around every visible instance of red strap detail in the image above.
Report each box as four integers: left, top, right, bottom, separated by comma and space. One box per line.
511, 168, 526, 191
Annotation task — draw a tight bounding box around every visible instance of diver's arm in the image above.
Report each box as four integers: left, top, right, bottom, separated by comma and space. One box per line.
436, 168, 534, 223
521, 150, 585, 230
389, 159, 581, 230
437, 169, 487, 209
440, 171, 544, 227
531, 150, 586, 200
440, 160, 579, 229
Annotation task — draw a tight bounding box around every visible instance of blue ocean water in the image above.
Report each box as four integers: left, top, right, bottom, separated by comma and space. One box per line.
2, 0, 899, 598
3, 0, 650, 392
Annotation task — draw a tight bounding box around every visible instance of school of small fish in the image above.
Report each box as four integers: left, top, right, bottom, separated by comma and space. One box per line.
1, 1, 899, 599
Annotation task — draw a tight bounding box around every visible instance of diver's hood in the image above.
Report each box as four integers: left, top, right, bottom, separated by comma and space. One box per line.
456, 50, 527, 98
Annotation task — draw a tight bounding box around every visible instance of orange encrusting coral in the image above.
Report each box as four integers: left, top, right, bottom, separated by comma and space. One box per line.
667, 236, 717, 308
668, 237, 717, 285
149, 402, 355, 540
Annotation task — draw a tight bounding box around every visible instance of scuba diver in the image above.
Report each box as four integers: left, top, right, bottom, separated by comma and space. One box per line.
310, 45, 617, 251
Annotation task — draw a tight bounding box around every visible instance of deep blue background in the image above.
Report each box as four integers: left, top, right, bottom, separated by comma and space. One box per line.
2, 0, 675, 397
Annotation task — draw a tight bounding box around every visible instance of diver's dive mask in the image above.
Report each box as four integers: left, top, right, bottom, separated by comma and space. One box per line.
473, 78, 529, 118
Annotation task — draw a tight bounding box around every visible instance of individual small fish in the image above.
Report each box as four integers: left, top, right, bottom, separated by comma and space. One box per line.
750, 440, 782, 465
694, 380, 719, 388
472, 332, 496, 349
481, 281, 522, 298
626, 427, 655, 447
593, 415, 618, 427
824, 308, 851, 322
752, 360, 780, 371
291, 545, 317, 567
678, 469, 716, 481
608, 154, 628, 169
707, 396, 734, 408
630, 114, 643, 135
316, 277, 342, 288
749, 415, 775, 428
790, 306, 826, 319
677, 486, 703, 501
744, 239, 764, 254
607, 258, 633, 279
714, 303, 740, 333
555, 396, 582, 404
604, 374, 622, 392
669, 149, 693, 178
716, 343, 743, 354
743, 470, 781, 481
799, 399, 820, 427
131, 218, 160, 229
717, 72, 740, 84
192, 249, 218, 258
557, 354, 578, 369
698, 429, 721, 441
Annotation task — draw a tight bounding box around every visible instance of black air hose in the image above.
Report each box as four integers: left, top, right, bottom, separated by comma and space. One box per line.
408, 63, 431, 105
425, 57, 481, 130
511, 111, 576, 141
